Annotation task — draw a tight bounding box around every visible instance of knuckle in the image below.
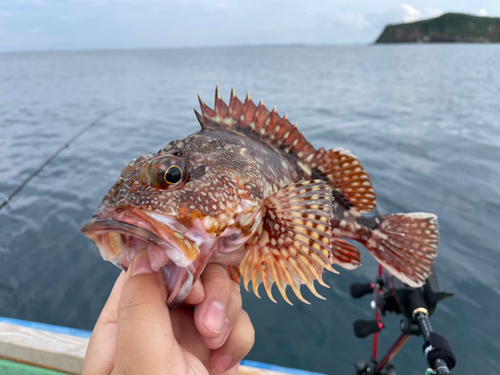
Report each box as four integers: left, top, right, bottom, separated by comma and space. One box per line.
230, 282, 242, 310
210, 272, 232, 292
247, 326, 256, 347
239, 311, 255, 350
203, 263, 226, 278
237, 330, 255, 357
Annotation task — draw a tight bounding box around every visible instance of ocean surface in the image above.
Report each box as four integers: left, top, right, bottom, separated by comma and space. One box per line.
1, 45, 499, 375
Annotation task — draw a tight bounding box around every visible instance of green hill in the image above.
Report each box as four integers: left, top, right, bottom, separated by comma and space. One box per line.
375, 12, 500, 43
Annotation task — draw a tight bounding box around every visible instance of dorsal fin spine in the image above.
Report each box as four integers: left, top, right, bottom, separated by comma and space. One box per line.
214, 85, 220, 117
285, 133, 302, 153
258, 107, 275, 141
262, 106, 278, 136
278, 123, 294, 147
197, 93, 206, 116
297, 143, 313, 160
283, 123, 300, 149
242, 92, 256, 125
228, 86, 237, 117
269, 113, 288, 142
268, 113, 287, 142
288, 132, 305, 153
214, 84, 230, 119
252, 99, 266, 135
261, 114, 271, 136
276, 122, 296, 148
193, 108, 204, 127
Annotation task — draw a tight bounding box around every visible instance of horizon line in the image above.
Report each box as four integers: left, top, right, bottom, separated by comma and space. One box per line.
0, 41, 374, 54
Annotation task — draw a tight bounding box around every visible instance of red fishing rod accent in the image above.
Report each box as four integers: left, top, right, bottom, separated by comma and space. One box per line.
375, 334, 411, 371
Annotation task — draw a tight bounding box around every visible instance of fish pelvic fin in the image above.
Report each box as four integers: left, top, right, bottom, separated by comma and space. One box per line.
195, 87, 316, 162
362, 213, 439, 287
225, 264, 241, 284
331, 238, 362, 270
239, 180, 336, 305
309, 147, 377, 213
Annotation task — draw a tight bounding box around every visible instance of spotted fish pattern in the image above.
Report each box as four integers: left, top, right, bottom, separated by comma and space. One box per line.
81, 86, 439, 307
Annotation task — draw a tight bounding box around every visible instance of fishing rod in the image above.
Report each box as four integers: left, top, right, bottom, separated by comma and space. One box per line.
350, 263, 456, 375
0, 112, 113, 212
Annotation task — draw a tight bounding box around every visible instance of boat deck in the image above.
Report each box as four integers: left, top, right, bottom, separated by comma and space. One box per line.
0, 317, 323, 375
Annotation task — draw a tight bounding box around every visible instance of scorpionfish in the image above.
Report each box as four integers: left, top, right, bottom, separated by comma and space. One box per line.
81, 86, 439, 308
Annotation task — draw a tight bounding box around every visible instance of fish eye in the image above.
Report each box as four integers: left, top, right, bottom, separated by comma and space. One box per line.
164, 166, 183, 184
148, 155, 188, 190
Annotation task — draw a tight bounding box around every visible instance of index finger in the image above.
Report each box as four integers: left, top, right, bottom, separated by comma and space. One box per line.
82, 271, 126, 375
112, 250, 186, 374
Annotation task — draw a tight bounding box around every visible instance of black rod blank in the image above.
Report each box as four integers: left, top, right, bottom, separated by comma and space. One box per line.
0, 112, 112, 212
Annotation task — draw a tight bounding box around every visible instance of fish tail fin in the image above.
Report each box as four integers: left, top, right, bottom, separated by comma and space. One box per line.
361, 213, 439, 287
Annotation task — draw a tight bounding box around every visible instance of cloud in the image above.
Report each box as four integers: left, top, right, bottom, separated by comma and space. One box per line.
478, 8, 488, 17
401, 4, 442, 23
401, 4, 420, 22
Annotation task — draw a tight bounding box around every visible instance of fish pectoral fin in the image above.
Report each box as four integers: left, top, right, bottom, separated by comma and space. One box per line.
308, 147, 377, 213
363, 213, 439, 287
239, 180, 336, 305
331, 238, 362, 270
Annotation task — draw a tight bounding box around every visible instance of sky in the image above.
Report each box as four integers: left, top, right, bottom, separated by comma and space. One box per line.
1, 0, 499, 51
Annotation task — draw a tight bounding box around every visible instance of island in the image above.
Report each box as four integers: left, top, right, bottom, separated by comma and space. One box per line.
375, 12, 500, 43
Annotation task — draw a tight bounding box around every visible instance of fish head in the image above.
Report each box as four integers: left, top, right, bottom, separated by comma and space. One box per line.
81, 134, 264, 307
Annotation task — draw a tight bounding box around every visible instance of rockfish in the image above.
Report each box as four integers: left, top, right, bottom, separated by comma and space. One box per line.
81, 86, 439, 307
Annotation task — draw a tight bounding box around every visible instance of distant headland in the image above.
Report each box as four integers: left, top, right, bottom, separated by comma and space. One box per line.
375, 12, 500, 43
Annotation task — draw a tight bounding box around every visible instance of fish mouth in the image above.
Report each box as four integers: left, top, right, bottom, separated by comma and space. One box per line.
81, 207, 200, 308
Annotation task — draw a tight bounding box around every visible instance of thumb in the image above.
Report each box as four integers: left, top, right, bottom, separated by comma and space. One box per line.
112, 248, 184, 374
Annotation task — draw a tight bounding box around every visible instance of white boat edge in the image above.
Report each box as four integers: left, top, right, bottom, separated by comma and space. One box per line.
0, 316, 326, 375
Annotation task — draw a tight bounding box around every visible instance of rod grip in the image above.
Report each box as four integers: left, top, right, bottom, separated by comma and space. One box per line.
349, 282, 374, 299
353, 319, 383, 338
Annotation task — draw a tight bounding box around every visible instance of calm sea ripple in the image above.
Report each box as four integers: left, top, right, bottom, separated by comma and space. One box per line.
1, 45, 499, 375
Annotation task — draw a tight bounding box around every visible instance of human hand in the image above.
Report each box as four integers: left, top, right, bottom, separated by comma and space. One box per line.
82, 248, 255, 375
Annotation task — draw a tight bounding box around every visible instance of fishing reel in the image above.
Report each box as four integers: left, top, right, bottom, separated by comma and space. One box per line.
350, 265, 456, 375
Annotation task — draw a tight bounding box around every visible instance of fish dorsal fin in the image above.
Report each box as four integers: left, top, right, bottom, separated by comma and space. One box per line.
239, 180, 338, 305
195, 86, 376, 212
194, 85, 316, 162
309, 147, 377, 213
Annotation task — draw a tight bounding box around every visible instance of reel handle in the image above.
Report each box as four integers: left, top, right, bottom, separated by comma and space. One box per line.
353, 319, 383, 338
349, 282, 374, 299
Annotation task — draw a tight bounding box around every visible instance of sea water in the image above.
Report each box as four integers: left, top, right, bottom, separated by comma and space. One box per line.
1, 44, 499, 375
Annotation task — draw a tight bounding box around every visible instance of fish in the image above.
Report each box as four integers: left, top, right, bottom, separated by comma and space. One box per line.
81, 86, 439, 308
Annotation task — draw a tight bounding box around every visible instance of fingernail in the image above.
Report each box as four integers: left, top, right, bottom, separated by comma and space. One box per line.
211, 318, 230, 347
202, 301, 225, 334
129, 249, 153, 278
212, 354, 233, 373
192, 280, 205, 299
